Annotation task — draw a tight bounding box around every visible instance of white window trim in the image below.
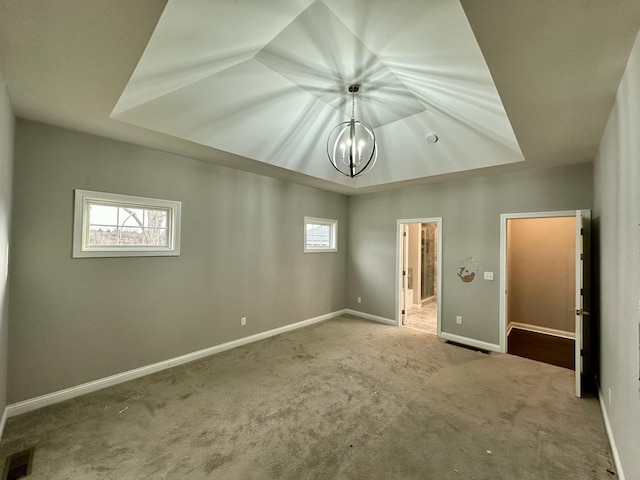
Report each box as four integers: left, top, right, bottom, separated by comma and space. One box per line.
304, 216, 338, 253
73, 189, 181, 258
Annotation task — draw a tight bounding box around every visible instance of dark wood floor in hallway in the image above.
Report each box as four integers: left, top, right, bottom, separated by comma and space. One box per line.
507, 327, 575, 370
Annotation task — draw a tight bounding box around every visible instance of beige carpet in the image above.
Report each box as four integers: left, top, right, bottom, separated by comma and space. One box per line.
0, 316, 615, 479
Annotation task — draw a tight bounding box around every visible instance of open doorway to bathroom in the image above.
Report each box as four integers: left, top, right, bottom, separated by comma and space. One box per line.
397, 218, 442, 335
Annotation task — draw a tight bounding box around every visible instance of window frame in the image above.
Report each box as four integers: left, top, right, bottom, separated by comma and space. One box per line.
304, 216, 338, 253
72, 189, 181, 258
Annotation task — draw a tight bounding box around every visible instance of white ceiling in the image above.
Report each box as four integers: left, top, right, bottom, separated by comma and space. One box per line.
1, 0, 639, 194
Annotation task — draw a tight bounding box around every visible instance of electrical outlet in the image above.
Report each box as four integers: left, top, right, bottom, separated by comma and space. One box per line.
357, 297, 362, 304
456, 316, 463, 325
607, 388, 611, 405
241, 317, 247, 326
484, 271, 494, 281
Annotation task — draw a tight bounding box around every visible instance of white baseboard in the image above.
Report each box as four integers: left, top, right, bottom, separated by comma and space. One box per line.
439, 332, 501, 353
509, 322, 575, 340
345, 309, 397, 326
6, 309, 346, 418
345, 311, 501, 356
0, 405, 7, 439
598, 388, 625, 480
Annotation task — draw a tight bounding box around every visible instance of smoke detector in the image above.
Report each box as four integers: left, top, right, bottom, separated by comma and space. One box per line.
426, 133, 439, 144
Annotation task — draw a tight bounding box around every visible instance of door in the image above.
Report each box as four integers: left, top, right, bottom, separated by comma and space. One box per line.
575, 209, 591, 398
401, 224, 409, 326
421, 223, 436, 300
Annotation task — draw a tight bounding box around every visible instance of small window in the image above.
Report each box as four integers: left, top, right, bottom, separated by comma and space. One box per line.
73, 190, 181, 258
304, 216, 337, 253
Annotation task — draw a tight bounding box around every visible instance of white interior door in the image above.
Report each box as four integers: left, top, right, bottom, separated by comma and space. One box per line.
575, 209, 591, 398
401, 224, 409, 325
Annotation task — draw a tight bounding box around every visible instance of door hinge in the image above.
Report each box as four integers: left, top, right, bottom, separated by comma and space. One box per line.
580, 253, 583, 261
402, 309, 405, 315
580, 288, 583, 296
580, 228, 584, 235
403, 232, 407, 237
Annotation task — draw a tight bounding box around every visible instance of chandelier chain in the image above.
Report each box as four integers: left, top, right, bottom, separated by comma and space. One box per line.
351, 90, 355, 120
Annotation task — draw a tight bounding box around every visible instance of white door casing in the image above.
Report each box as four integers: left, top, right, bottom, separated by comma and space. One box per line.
396, 218, 443, 335
499, 209, 590, 398
575, 209, 591, 398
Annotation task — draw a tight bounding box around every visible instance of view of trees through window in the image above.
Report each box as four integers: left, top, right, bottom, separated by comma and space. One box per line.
306, 223, 331, 247
88, 203, 168, 246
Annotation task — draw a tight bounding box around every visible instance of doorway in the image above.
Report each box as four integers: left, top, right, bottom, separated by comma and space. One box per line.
397, 218, 442, 335
505, 216, 576, 369
499, 210, 590, 398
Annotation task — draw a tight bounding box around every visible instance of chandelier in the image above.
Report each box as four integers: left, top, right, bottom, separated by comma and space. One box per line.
327, 85, 377, 178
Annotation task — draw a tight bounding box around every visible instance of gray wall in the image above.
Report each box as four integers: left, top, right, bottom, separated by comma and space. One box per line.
0, 66, 14, 419
347, 164, 592, 346
594, 30, 640, 479
8, 120, 348, 403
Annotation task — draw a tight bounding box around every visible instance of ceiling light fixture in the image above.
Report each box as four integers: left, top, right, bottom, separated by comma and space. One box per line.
327, 85, 377, 178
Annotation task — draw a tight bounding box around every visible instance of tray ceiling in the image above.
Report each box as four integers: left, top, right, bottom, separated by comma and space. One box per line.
2, 0, 639, 193
111, 0, 524, 189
